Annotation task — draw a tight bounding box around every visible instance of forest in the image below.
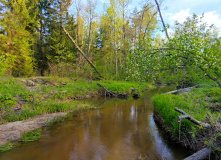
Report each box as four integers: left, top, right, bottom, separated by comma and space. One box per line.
1, 0, 221, 158
0, 0, 220, 87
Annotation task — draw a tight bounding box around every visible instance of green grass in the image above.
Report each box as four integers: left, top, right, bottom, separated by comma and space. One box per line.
19, 129, 42, 142
0, 141, 14, 152
152, 81, 221, 136
0, 77, 152, 124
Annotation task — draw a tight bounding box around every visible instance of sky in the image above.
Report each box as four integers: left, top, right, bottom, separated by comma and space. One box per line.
69, 0, 221, 35
160, 0, 221, 35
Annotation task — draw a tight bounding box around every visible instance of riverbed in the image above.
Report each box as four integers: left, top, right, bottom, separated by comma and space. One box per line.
0, 86, 190, 160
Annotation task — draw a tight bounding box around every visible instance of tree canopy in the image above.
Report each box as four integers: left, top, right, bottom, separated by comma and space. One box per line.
0, 0, 220, 87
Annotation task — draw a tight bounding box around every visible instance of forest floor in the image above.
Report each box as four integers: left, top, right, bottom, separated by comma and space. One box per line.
152, 81, 221, 159
0, 77, 153, 151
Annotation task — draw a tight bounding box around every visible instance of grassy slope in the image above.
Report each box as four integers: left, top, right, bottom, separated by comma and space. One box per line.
152, 81, 221, 136
0, 77, 152, 124
153, 82, 221, 135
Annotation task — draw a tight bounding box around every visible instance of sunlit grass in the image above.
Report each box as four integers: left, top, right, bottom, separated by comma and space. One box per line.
19, 129, 42, 142
0, 141, 14, 152
152, 81, 221, 135
0, 77, 152, 123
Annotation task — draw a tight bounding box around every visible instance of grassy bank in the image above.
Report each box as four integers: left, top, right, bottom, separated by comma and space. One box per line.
152, 81, 221, 152
0, 77, 152, 124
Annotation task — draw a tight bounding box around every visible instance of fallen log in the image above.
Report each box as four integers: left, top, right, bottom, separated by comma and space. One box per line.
62, 26, 103, 79
184, 148, 211, 160
165, 85, 199, 95
97, 83, 117, 97
174, 107, 211, 128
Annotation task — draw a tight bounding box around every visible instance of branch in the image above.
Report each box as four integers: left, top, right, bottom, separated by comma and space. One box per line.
62, 26, 104, 79
174, 107, 211, 128
97, 83, 117, 97
199, 65, 221, 88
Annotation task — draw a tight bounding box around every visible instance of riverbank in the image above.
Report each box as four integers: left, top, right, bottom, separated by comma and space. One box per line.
152, 81, 221, 159
0, 77, 153, 152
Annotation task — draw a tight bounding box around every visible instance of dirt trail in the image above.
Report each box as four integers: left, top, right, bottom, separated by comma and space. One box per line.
0, 112, 67, 146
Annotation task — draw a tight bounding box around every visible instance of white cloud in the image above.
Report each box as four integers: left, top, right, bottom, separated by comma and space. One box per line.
167, 9, 191, 24
203, 11, 221, 30
165, 9, 221, 36
160, 0, 221, 36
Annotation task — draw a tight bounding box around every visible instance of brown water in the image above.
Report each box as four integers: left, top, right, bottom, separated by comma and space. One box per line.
0, 86, 190, 160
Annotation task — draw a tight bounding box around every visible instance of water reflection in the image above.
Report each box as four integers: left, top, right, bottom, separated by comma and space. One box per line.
0, 86, 190, 160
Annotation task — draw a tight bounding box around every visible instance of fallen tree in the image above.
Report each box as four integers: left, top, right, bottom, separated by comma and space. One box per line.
97, 83, 128, 98
184, 148, 211, 160
97, 83, 117, 97
62, 26, 103, 79
174, 107, 221, 160
165, 85, 199, 95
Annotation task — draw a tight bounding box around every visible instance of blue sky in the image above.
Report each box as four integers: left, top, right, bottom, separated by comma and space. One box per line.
161, 0, 221, 35
69, 0, 221, 35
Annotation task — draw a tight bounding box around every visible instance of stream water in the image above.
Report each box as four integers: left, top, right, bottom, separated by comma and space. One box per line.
0, 86, 190, 160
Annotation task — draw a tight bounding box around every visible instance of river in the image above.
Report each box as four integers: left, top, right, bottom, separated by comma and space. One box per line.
0, 86, 190, 160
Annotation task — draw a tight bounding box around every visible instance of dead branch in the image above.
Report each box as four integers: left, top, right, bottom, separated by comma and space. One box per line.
174, 107, 211, 128
62, 26, 103, 79
97, 83, 117, 97
184, 147, 211, 160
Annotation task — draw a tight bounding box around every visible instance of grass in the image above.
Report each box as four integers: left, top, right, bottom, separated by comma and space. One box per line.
0, 141, 14, 152
0, 77, 152, 124
19, 129, 42, 142
152, 80, 221, 136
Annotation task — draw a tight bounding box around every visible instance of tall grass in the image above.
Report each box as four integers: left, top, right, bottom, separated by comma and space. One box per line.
152, 81, 221, 136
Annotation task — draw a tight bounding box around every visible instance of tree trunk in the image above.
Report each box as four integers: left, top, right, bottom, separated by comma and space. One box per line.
154, 0, 169, 40
184, 148, 211, 160
62, 26, 103, 79
87, 17, 92, 58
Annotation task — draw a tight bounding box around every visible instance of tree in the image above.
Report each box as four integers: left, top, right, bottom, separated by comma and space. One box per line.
0, 0, 39, 76
85, 0, 97, 58
164, 14, 221, 87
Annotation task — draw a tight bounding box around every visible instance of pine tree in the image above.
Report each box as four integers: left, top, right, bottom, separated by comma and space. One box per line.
0, 0, 39, 76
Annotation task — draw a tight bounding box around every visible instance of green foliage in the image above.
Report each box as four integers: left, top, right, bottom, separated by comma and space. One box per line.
0, 94, 17, 108
0, 0, 39, 76
19, 129, 42, 142
0, 141, 14, 152
20, 92, 34, 102
162, 14, 221, 86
